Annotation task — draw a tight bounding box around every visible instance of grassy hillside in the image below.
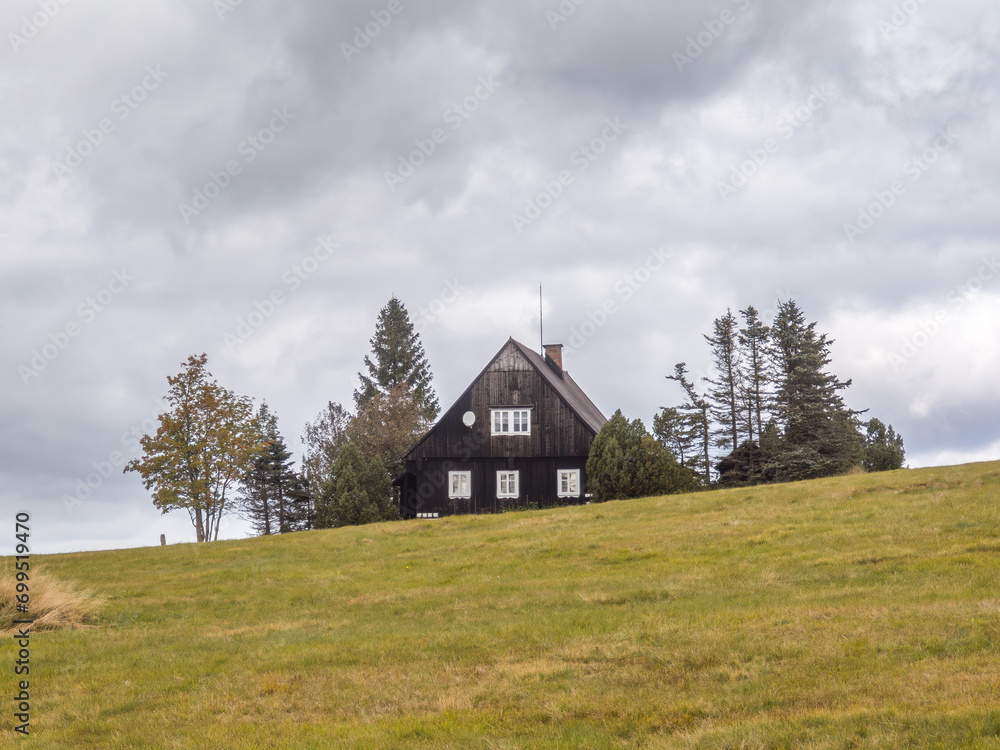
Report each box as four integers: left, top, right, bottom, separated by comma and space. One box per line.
4, 462, 1000, 748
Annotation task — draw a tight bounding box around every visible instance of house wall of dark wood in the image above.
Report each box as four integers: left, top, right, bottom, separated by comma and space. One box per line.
405, 345, 596, 461
395, 340, 604, 518
399, 456, 591, 518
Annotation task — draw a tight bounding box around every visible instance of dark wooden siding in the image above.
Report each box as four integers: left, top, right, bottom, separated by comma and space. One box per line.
399, 456, 591, 518
397, 340, 602, 518
406, 344, 597, 461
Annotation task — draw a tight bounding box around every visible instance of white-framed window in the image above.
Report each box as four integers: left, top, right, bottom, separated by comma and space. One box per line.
557, 469, 581, 498
496, 470, 519, 499
448, 471, 471, 499
491, 408, 532, 435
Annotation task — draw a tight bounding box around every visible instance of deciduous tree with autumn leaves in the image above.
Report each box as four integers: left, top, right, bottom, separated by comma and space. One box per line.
125, 354, 263, 542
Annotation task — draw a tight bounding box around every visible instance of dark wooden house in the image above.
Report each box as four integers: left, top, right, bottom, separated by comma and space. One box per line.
394, 338, 607, 519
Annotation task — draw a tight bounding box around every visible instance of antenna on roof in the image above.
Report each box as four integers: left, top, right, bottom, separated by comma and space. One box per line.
539, 284, 544, 354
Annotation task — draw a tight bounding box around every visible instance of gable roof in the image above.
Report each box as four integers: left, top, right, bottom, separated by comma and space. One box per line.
506, 339, 607, 434
401, 337, 607, 463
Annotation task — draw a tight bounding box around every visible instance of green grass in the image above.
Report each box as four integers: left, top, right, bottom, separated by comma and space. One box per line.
4, 461, 1000, 748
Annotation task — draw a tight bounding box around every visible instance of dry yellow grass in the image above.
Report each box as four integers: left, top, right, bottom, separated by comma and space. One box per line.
0, 568, 102, 632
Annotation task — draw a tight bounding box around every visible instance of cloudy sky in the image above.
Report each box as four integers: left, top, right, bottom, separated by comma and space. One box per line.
3, 0, 998, 554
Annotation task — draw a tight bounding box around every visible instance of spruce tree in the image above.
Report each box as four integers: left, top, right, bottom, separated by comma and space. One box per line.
653, 407, 690, 467
737, 305, 771, 446
354, 296, 439, 420
703, 310, 741, 453
267, 427, 296, 533
721, 305, 772, 485
767, 300, 863, 480
318, 444, 375, 528
242, 444, 274, 536
666, 363, 713, 485
241, 403, 299, 535
635, 435, 698, 497
284, 469, 315, 531
769, 299, 810, 404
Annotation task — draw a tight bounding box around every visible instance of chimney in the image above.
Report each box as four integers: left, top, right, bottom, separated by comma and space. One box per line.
544, 343, 564, 375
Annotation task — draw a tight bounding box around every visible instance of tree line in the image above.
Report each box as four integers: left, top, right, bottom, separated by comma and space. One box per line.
654, 300, 905, 485
126, 296, 905, 541
589, 299, 904, 501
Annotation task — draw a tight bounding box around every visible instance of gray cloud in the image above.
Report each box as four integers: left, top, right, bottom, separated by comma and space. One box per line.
2, 0, 998, 552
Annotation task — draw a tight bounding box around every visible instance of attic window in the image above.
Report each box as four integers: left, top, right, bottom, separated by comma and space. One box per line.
491, 408, 531, 436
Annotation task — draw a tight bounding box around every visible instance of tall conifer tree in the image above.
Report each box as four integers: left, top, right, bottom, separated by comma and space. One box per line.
283, 469, 315, 531
354, 296, 439, 420
737, 305, 771, 446
703, 310, 741, 453
653, 407, 690, 467
665, 363, 713, 485
241, 403, 299, 535
767, 300, 863, 479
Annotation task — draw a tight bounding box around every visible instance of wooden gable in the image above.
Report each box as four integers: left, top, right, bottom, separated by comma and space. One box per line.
404, 338, 605, 462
